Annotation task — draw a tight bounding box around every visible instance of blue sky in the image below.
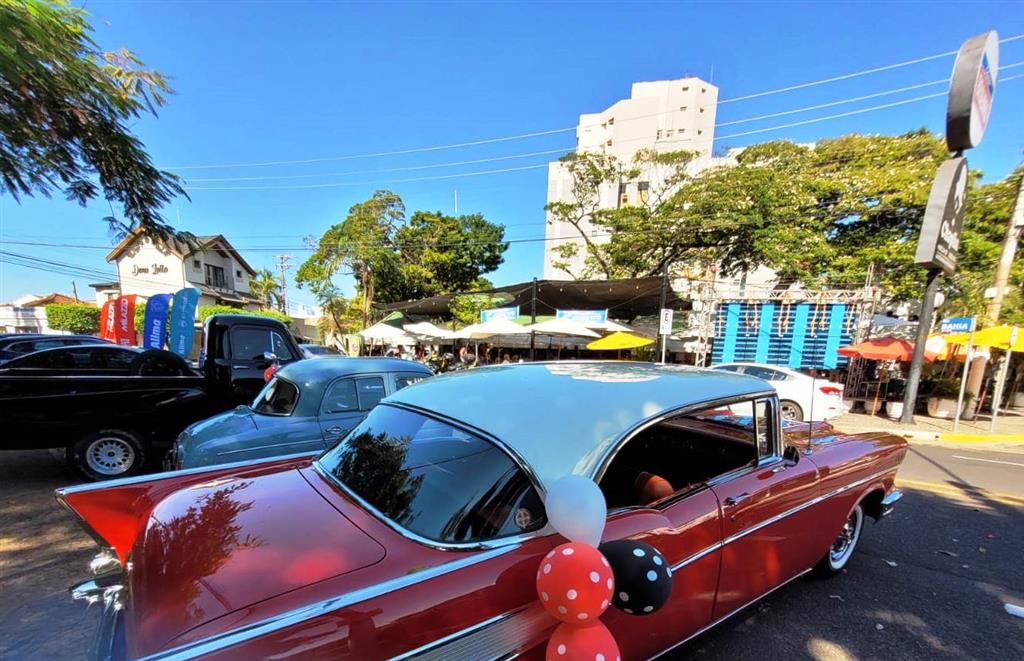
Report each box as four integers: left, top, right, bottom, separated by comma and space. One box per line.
1, 1, 1022, 309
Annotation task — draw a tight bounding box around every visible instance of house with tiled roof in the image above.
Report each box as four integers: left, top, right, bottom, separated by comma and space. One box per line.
92, 231, 261, 309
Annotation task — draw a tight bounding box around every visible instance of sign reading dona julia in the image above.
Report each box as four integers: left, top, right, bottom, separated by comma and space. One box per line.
915, 157, 968, 275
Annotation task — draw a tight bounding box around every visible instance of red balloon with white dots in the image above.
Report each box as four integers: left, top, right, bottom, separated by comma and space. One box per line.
545, 621, 621, 661
535, 542, 615, 624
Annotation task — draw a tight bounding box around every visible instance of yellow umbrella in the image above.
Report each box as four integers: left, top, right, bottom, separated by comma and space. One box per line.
944, 324, 1023, 352
586, 331, 655, 350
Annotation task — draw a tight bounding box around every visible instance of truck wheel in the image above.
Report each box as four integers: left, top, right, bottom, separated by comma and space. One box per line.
130, 349, 192, 376
68, 430, 147, 481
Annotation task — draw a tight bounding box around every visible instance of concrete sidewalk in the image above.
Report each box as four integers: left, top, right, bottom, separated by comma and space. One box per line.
830, 407, 1024, 443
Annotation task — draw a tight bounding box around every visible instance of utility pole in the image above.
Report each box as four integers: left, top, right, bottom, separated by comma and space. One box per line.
985, 171, 1024, 323
275, 255, 292, 315
71, 281, 79, 303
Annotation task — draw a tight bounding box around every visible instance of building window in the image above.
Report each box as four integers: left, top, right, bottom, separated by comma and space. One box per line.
638, 181, 650, 205
682, 86, 689, 91
205, 264, 226, 288
235, 269, 242, 278
701, 88, 706, 93
192, 259, 201, 269
680, 106, 687, 111
607, 117, 615, 125
699, 107, 705, 113
697, 129, 703, 135
656, 129, 662, 139
618, 183, 629, 208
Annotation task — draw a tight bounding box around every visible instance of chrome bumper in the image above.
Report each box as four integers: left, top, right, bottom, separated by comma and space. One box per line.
72, 551, 127, 661
879, 489, 903, 518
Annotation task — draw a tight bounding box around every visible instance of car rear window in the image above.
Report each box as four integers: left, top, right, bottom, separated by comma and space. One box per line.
251, 377, 300, 415
318, 405, 545, 544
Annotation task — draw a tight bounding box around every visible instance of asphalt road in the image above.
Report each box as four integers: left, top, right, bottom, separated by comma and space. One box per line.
0, 443, 1021, 661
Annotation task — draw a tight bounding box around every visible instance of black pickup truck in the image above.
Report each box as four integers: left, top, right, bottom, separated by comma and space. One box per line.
0, 314, 304, 480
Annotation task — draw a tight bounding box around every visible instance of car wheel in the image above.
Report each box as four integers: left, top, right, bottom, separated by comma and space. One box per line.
68, 429, 147, 481
814, 504, 864, 577
780, 400, 804, 421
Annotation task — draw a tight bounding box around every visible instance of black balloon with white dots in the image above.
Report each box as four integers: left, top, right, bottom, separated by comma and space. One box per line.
598, 539, 673, 615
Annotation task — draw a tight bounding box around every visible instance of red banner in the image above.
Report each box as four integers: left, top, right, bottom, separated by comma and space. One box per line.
113, 295, 137, 346
99, 299, 116, 341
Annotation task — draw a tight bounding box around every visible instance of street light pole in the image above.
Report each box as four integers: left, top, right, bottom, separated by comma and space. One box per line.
900, 268, 941, 423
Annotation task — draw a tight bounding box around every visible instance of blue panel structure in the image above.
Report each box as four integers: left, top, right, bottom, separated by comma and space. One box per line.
755, 304, 775, 363
823, 304, 846, 369
721, 303, 741, 363
788, 304, 810, 368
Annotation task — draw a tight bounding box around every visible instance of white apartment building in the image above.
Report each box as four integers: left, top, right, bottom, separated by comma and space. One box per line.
543, 77, 721, 279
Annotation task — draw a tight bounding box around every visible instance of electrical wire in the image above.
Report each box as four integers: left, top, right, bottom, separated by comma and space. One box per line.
160, 34, 1023, 172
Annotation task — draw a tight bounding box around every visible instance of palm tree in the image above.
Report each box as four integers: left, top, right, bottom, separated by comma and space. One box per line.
249, 268, 283, 311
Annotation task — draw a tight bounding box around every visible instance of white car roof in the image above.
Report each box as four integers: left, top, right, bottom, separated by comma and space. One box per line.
385, 361, 775, 492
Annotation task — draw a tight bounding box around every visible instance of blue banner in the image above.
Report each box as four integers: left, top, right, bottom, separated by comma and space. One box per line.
556, 309, 608, 325
168, 288, 201, 357
481, 306, 520, 322
940, 316, 974, 334
142, 294, 172, 350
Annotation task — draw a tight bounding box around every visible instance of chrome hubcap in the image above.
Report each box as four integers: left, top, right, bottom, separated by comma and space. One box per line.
781, 404, 800, 420
86, 438, 136, 476
830, 510, 860, 565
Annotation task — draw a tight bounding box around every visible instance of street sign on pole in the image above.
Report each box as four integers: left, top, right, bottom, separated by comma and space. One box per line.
915, 157, 968, 275
659, 308, 674, 336
940, 316, 974, 334
946, 31, 999, 151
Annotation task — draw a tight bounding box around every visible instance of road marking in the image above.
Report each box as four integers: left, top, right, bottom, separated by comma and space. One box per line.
898, 478, 1024, 508
951, 454, 1024, 468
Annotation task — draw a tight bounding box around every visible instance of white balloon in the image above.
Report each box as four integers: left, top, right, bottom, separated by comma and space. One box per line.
545, 475, 607, 547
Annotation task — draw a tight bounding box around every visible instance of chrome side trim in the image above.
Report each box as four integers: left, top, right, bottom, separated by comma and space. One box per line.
654, 568, 812, 659
391, 605, 549, 660
721, 468, 892, 547
139, 545, 518, 661
669, 541, 723, 573
217, 441, 318, 457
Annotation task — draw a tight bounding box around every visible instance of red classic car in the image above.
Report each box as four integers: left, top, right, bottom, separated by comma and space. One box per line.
59, 362, 906, 660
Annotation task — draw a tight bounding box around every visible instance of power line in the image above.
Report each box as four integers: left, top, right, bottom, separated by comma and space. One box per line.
718, 33, 1024, 104
159, 34, 1024, 173
183, 148, 572, 183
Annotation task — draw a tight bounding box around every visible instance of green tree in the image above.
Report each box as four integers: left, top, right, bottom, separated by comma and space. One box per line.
448, 293, 508, 327
249, 268, 283, 311
44, 302, 99, 333
297, 190, 507, 327
0, 0, 186, 239
196, 305, 291, 325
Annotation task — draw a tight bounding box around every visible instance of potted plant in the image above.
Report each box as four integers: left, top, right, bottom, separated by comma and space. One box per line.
925, 379, 963, 419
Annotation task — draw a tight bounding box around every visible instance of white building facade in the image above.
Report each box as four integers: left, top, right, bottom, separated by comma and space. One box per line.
95, 233, 261, 309
543, 77, 721, 279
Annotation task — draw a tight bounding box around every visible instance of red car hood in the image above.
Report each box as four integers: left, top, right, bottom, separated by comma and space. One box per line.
128, 467, 386, 654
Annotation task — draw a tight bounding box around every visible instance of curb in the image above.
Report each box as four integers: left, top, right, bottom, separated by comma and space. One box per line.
842, 428, 1024, 444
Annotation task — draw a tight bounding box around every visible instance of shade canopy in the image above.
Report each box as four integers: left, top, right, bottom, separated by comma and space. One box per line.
525, 318, 601, 338
454, 318, 531, 339
945, 324, 1024, 352
586, 331, 655, 350
836, 337, 937, 362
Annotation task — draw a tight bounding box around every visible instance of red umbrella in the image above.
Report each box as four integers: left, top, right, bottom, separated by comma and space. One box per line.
837, 337, 936, 362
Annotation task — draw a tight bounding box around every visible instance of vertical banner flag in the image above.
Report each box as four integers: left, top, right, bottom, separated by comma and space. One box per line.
168, 288, 201, 357
142, 294, 173, 349
99, 299, 116, 341
113, 295, 137, 346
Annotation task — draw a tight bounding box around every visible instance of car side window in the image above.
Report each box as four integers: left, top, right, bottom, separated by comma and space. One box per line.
395, 373, 427, 390
755, 398, 774, 458
599, 398, 760, 509
229, 327, 295, 360
714, 364, 743, 373
744, 366, 785, 382
322, 379, 359, 414
356, 376, 386, 410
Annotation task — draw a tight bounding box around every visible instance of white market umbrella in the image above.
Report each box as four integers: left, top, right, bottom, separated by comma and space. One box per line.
525, 318, 600, 338
359, 321, 417, 344
454, 318, 531, 339
403, 321, 455, 340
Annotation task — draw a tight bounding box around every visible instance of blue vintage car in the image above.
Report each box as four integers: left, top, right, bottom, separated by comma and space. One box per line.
168, 357, 433, 469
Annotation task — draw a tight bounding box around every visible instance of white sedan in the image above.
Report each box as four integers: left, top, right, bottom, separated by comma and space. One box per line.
710, 362, 844, 421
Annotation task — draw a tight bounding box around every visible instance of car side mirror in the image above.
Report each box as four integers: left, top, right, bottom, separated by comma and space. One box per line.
783, 445, 801, 465
254, 351, 278, 368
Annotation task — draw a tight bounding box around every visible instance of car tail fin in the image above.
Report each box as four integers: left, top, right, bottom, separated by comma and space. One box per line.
56, 481, 169, 565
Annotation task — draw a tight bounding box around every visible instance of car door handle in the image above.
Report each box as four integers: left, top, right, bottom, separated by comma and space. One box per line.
724, 493, 751, 506
325, 427, 345, 435
232, 364, 249, 369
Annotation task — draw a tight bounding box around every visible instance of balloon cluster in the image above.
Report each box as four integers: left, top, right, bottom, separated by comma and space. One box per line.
537, 476, 673, 660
